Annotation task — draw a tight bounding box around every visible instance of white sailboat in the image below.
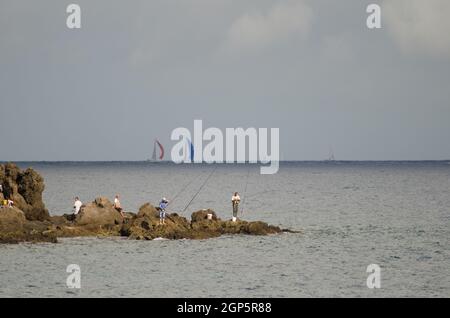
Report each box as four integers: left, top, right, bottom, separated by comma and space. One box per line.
326, 147, 335, 161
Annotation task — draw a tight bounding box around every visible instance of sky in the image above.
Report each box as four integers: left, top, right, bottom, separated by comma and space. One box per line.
0, 0, 450, 161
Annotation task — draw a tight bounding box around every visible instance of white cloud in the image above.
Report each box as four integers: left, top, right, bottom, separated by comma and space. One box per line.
223, 0, 313, 52
383, 0, 450, 57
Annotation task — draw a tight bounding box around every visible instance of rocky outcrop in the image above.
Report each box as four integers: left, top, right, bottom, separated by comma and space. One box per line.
191, 209, 219, 222
120, 206, 283, 241
120, 203, 192, 240
136, 202, 159, 218
0, 163, 49, 221
0, 164, 56, 243
75, 197, 123, 226
1, 202, 287, 244
52, 202, 283, 241
0, 163, 293, 244
46, 197, 124, 239
0, 207, 26, 233
0, 207, 56, 243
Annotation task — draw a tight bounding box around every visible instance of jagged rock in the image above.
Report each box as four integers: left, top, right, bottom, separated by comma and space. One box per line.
124, 205, 193, 240
93, 197, 110, 208
50, 215, 71, 226
245, 221, 281, 235
191, 209, 219, 222
75, 197, 123, 226
0, 207, 26, 233
137, 203, 158, 218
0, 207, 57, 244
0, 163, 49, 221
54, 223, 122, 238
120, 208, 283, 241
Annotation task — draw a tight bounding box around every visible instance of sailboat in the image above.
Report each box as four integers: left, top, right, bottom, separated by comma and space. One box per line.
150, 139, 165, 161
326, 147, 335, 161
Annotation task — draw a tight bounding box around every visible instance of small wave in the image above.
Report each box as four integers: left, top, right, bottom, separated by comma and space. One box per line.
417, 255, 432, 262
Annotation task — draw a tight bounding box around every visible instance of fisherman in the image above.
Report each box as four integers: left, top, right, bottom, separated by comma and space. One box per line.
113, 194, 125, 218
159, 197, 169, 225
231, 192, 241, 221
7, 199, 13, 208
73, 197, 83, 215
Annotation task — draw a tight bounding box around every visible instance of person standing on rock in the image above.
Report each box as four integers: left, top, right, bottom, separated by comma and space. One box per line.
159, 197, 168, 225
231, 192, 241, 221
73, 197, 83, 215
114, 194, 125, 219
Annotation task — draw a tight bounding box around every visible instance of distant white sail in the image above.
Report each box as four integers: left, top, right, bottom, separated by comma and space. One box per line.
327, 147, 335, 161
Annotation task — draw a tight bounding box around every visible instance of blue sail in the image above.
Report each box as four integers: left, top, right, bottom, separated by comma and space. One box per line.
185, 138, 194, 162
190, 140, 194, 162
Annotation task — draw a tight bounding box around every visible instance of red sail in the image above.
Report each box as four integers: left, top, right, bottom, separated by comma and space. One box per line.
156, 140, 164, 160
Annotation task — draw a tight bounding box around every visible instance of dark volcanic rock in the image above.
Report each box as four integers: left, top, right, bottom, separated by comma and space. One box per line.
120, 208, 283, 241
137, 203, 158, 218
49, 197, 126, 239
0, 207, 26, 233
123, 203, 192, 240
191, 209, 219, 222
75, 197, 123, 226
0, 207, 57, 244
0, 163, 49, 221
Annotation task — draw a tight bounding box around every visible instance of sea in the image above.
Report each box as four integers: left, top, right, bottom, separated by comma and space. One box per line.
0, 161, 449, 297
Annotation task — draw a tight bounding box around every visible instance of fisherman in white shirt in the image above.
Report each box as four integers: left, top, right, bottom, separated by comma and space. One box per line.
113, 194, 125, 218
73, 197, 83, 214
231, 192, 241, 221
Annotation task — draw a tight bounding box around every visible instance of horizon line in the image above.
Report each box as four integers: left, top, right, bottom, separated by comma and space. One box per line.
2, 160, 450, 163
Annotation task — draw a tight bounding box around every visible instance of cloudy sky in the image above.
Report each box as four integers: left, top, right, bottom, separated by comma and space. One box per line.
1, 0, 449, 161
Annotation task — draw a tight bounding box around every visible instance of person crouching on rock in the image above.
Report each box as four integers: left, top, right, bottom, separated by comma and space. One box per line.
159, 197, 168, 225
231, 192, 240, 221
73, 197, 83, 215
64, 196, 82, 222
114, 194, 125, 219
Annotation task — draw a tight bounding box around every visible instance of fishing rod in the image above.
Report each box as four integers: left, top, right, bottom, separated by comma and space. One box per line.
155, 169, 202, 223
181, 165, 217, 213
240, 166, 251, 215
166, 171, 201, 210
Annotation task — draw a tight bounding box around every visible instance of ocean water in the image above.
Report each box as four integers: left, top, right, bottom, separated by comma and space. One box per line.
1, 161, 450, 297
